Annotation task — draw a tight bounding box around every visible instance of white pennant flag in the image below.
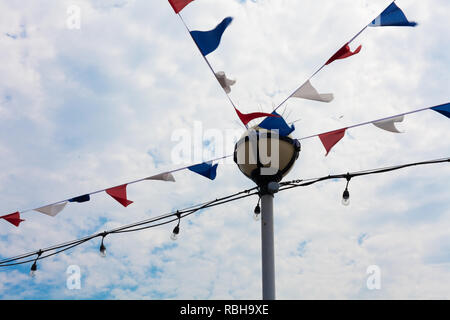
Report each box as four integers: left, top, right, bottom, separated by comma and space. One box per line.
373, 115, 404, 133
35, 201, 68, 217
146, 172, 176, 182
292, 80, 334, 103
215, 71, 236, 94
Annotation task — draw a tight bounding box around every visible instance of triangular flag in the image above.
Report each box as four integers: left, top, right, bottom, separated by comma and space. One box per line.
69, 194, 91, 203
326, 43, 362, 65
292, 80, 334, 103
318, 128, 347, 156
35, 202, 68, 217
234, 107, 279, 126
190, 17, 233, 56
258, 111, 295, 137
188, 162, 218, 180
1, 212, 24, 227
215, 71, 236, 94
431, 103, 450, 119
106, 184, 133, 207
168, 0, 194, 14
373, 115, 404, 133
146, 172, 176, 182
369, 2, 417, 27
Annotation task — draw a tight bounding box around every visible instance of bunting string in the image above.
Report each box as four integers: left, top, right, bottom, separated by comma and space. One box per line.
176, 10, 275, 127
298, 102, 450, 155
273, 0, 417, 112
2, 101, 447, 226
0, 154, 231, 227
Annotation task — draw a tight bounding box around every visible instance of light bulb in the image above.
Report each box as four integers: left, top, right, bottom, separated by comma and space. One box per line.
342, 189, 350, 206
99, 243, 107, 257
30, 262, 37, 277
171, 225, 180, 241
253, 203, 261, 221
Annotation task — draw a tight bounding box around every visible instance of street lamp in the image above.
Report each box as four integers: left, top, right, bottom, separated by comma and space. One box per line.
234, 126, 301, 300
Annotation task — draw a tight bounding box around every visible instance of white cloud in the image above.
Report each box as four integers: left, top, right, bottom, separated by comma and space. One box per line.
0, 0, 449, 299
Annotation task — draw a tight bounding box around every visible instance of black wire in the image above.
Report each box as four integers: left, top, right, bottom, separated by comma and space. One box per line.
111, 199, 217, 234
280, 158, 450, 188
0, 187, 257, 266
0, 157, 448, 268
0, 238, 92, 267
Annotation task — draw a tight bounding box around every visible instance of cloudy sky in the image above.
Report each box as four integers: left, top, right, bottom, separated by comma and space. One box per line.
0, 0, 449, 299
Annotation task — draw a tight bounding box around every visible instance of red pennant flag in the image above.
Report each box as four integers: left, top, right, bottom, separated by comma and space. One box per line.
106, 184, 133, 207
234, 107, 279, 126
326, 43, 362, 65
1, 212, 25, 227
168, 0, 194, 14
318, 128, 347, 156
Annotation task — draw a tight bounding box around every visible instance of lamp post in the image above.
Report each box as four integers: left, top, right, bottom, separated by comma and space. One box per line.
234, 127, 301, 300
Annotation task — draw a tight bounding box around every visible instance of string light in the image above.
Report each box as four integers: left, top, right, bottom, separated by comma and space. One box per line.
170, 212, 181, 241
342, 173, 351, 206
0, 157, 447, 272
253, 198, 261, 221
99, 233, 107, 257
30, 250, 42, 277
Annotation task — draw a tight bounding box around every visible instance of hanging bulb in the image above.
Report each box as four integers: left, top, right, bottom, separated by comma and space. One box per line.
341, 173, 351, 206
171, 212, 181, 241
30, 261, 37, 277
99, 234, 107, 257
253, 198, 261, 221
99, 242, 107, 257
170, 225, 180, 241
253, 203, 261, 221
342, 189, 350, 206
30, 250, 42, 278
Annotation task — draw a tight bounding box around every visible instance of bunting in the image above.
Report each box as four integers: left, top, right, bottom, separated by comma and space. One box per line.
106, 185, 133, 207
234, 107, 279, 126
146, 172, 176, 182
69, 194, 91, 203
431, 103, 450, 119
373, 115, 404, 133
292, 80, 334, 103
188, 162, 218, 180
168, 0, 195, 14
215, 71, 236, 94
35, 202, 68, 217
326, 43, 362, 65
1, 212, 24, 227
318, 128, 347, 156
2, 100, 448, 227
369, 2, 417, 27
258, 111, 295, 137
190, 17, 233, 56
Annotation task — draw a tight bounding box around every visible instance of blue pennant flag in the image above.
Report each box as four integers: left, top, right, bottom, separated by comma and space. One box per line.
369, 2, 417, 27
188, 162, 218, 180
431, 103, 450, 119
190, 17, 233, 56
258, 111, 295, 137
69, 194, 91, 203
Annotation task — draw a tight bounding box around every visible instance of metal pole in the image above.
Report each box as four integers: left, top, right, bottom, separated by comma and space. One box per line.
261, 193, 275, 300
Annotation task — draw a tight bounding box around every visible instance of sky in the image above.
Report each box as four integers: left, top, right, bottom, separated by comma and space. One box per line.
0, 0, 449, 299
